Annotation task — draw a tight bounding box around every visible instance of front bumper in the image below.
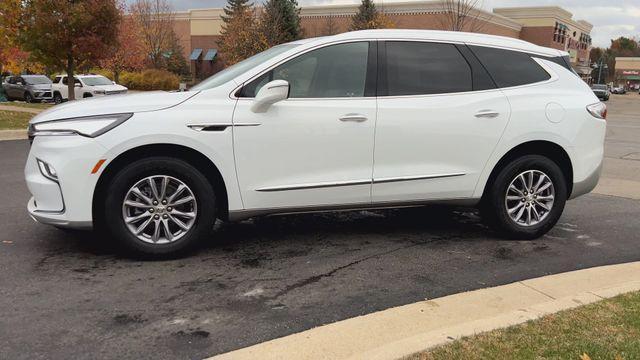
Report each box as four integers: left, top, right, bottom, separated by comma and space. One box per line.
25, 135, 108, 229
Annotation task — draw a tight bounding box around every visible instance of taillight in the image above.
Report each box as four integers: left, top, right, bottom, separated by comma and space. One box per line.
586, 102, 607, 120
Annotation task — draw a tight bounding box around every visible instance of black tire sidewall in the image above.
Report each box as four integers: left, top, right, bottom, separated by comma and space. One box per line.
54, 94, 62, 104
25, 93, 33, 103
487, 155, 567, 239
103, 157, 216, 257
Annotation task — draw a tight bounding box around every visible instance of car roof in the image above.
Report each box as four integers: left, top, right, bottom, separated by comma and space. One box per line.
326, 29, 567, 57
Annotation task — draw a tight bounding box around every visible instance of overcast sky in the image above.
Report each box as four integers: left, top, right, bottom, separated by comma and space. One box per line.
137, 0, 640, 48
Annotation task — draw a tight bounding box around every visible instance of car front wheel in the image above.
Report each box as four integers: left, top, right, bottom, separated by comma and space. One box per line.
481, 155, 567, 239
53, 93, 63, 105
102, 157, 217, 257
24, 92, 33, 103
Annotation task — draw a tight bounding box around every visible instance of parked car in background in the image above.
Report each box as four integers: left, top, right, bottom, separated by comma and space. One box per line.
26, 30, 606, 257
591, 84, 610, 101
611, 86, 626, 94
2, 75, 53, 103
52, 74, 128, 104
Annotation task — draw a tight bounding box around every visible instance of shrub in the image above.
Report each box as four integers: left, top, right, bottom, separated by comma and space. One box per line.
88, 68, 181, 91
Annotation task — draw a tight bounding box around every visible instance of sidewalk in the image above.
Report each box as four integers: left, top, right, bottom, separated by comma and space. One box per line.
209, 262, 640, 360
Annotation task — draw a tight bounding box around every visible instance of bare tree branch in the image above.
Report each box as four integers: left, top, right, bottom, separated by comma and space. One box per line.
438, 0, 488, 33
129, 0, 175, 69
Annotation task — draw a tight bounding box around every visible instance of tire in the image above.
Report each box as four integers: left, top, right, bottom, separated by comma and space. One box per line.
102, 157, 217, 257
53, 93, 63, 105
481, 155, 567, 240
24, 92, 33, 103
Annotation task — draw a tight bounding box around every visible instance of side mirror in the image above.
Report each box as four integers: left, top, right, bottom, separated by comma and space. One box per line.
250, 80, 289, 113
75, 83, 82, 88
112, 81, 116, 85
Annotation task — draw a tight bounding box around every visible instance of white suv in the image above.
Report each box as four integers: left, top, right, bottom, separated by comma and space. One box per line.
52, 74, 128, 104
26, 30, 606, 256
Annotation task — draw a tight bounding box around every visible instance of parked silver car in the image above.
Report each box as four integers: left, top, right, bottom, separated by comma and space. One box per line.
2, 75, 53, 103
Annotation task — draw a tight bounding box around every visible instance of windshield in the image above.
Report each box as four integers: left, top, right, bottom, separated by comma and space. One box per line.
82, 76, 114, 86
24, 76, 52, 85
191, 44, 300, 91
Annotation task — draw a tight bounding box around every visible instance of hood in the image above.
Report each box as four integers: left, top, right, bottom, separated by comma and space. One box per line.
31, 91, 199, 124
89, 84, 128, 91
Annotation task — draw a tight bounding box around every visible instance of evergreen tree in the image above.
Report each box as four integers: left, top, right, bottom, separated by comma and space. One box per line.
221, 0, 251, 24
261, 0, 302, 46
350, 0, 394, 31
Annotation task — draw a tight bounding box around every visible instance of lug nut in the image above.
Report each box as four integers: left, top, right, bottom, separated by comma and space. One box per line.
162, 199, 167, 205
163, 214, 168, 219
153, 200, 158, 205
154, 214, 160, 220
148, 208, 154, 213
167, 207, 173, 212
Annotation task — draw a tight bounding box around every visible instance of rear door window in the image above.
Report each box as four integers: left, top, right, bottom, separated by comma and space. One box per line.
470, 46, 551, 88
382, 41, 472, 96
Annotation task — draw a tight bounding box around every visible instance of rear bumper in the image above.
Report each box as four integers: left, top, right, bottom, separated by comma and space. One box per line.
569, 159, 602, 199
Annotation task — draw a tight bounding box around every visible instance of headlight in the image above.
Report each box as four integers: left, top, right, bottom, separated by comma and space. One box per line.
28, 113, 133, 138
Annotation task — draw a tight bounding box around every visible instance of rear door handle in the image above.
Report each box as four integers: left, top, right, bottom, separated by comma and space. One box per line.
339, 113, 368, 122
474, 110, 500, 118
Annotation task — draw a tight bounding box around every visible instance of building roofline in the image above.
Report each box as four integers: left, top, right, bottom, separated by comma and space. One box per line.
493, 6, 593, 33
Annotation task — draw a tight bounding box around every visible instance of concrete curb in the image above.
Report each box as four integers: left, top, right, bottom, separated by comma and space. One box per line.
208, 262, 640, 360
0, 105, 44, 114
0, 130, 27, 141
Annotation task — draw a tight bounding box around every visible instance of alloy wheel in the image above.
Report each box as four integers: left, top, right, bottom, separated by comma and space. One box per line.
504, 170, 555, 227
122, 175, 198, 244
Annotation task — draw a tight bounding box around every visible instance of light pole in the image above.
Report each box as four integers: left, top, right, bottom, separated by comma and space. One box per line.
592, 57, 608, 85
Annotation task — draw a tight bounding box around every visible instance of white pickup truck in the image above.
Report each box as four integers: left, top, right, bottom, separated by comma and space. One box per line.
52, 74, 128, 104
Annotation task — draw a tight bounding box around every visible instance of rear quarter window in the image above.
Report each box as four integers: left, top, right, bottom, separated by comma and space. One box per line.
470, 46, 551, 88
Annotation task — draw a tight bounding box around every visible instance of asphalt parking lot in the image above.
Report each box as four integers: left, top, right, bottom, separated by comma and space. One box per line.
1, 95, 639, 360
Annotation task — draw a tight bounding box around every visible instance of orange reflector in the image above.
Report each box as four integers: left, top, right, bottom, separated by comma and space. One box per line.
91, 159, 107, 174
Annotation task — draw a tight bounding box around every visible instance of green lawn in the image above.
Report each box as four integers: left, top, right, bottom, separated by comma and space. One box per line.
414, 291, 640, 360
1, 101, 54, 110
0, 110, 35, 130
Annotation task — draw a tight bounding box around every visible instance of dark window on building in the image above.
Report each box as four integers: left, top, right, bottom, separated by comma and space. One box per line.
240, 42, 369, 98
470, 46, 551, 88
382, 41, 472, 96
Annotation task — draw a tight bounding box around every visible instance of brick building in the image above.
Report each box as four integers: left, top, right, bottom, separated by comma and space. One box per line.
171, 1, 593, 80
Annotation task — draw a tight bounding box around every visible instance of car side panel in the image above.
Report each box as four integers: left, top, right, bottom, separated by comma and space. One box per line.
472, 60, 605, 199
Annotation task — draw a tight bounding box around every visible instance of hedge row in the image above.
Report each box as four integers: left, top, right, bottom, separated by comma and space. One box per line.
91, 69, 180, 91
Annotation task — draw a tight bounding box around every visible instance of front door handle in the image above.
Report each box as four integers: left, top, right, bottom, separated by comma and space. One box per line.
474, 110, 500, 118
339, 114, 368, 122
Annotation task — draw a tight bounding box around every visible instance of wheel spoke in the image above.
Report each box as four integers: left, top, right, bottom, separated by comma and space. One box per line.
536, 195, 554, 201
162, 219, 173, 241
509, 185, 524, 196
535, 200, 551, 211
159, 176, 168, 200
506, 195, 522, 201
170, 195, 194, 207
171, 209, 196, 219
167, 184, 186, 203
131, 187, 152, 205
151, 221, 161, 242
535, 182, 552, 194
533, 174, 546, 192
148, 178, 160, 200
508, 201, 524, 214
167, 214, 189, 231
125, 212, 151, 224
527, 171, 534, 191
125, 200, 149, 209
514, 205, 526, 222
531, 205, 541, 221
134, 216, 153, 235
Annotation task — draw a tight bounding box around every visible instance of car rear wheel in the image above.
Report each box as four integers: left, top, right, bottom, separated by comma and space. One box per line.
102, 157, 217, 257
481, 155, 567, 239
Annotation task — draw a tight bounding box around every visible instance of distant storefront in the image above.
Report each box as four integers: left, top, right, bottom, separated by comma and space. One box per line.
615, 57, 640, 90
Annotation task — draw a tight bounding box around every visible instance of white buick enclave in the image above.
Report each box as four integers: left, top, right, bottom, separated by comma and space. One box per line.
25, 30, 606, 256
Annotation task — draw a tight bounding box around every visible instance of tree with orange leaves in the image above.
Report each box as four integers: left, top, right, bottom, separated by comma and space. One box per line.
100, 14, 147, 83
